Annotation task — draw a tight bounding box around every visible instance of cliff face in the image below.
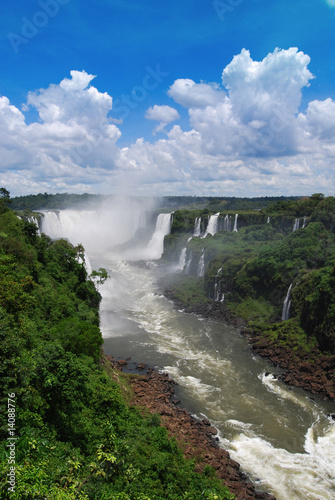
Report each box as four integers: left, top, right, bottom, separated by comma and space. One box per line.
161, 197, 335, 363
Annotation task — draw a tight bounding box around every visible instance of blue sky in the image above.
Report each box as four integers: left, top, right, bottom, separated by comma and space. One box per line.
1, 0, 335, 197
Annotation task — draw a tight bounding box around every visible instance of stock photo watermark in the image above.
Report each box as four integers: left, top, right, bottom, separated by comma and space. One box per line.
213, 0, 244, 21
112, 65, 170, 120
7, 0, 71, 54
7, 393, 16, 494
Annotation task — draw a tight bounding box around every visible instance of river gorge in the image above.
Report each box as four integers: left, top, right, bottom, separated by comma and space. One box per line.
38, 203, 335, 500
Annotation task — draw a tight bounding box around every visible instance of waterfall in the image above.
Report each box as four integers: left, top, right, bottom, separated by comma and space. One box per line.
267, 216, 270, 224
197, 250, 205, 277
39, 204, 171, 261
281, 284, 292, 321
40, 211, 63, 239
27, 215, 41, 235
184, 250, 193, 275
146, 213, 173, 259
177, 247, 187, 270
202, 213, 220, 238
223, 214, 232, 232
302, 216, 307, 229
214, 267, 223, 302
293, 219, 300, 232
77, 253, 92, 275
233, 214, 238, 232
193, 217, 202, 237
177, 237, 193, 271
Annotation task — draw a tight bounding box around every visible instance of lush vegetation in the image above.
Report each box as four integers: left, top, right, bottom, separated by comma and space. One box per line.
163, 194, 335, 356
0, 191, 233, 500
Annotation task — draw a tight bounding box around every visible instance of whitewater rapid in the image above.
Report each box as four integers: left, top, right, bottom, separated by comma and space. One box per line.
39, 207, 335, 500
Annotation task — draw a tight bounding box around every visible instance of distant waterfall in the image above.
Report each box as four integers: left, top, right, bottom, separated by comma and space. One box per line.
233, 214, 238, 232
197, 250, 205, 277
302, 216, 307, 229
267, 217, 270, 224
293, 219, 300, 231
184, 250, 193, 275
281, 284, 292, 321
177, 247, 187, 270
40, 211, 63, 239
39, 206, 171, 261
40, 211, 95, 273
177, 237, 193, 271
27, 215, 41, 236
146, 213, 173, 259
40, 209, 146, 247
202, 213, 220, 238
214, 267, 224, 302
222, 214, 232, 232
194, 217, 202, 237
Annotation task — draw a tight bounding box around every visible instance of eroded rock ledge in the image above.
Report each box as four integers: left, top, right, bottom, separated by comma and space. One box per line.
105, 356, 276, 500
245, 331, 335, 402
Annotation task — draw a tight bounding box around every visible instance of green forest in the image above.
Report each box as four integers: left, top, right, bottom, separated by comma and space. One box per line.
162, 193, 335, 363
0, 190, 233, 500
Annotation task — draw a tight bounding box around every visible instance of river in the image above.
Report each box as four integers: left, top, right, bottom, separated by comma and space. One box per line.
39, 206, 335, 500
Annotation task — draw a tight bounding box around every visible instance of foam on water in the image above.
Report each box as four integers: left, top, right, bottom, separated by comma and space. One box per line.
260, 372, 315, 410
221, 429, 335, 500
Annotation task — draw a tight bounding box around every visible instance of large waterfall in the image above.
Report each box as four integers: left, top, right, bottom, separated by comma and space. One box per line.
202, 212, 220, 237
39, 202, 172, 261
146, 213, 173, 259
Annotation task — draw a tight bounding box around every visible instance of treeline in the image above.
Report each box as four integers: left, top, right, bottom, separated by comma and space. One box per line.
162, 194, 335, 356
10, 191, 300, 212
0, 191, 233, 499
158, 196, 301, 211
9, 192, 104, 210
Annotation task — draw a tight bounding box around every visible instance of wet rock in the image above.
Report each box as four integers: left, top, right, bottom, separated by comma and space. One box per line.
117, 359, 128, 366
136, 363, 147, 371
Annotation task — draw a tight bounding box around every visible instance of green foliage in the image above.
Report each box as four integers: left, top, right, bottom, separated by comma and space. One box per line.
90, 267, 110, 286
164, 275, 210, 312
0, 187, 11, 214
0, 198, 234, 500
164, 195, 335, 354
170, 210, 198, 233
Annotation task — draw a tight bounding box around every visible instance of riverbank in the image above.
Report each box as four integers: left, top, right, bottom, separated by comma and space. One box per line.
104, 355, 276, 500
162, 281, 335, 404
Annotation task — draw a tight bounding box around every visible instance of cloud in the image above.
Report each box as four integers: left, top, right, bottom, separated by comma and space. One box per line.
325, 0, 335, 6
0, 71, 122, 193
145, 104, 180, 134
119, 47, 334, 195
1, 49, 335, 197
25, 70, 113, 126
168, 79, 226, 108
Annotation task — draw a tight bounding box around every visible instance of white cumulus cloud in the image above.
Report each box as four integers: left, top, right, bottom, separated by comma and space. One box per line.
1, 48, 335, 197
145, 104, 180, 134
168, 79, 226, 108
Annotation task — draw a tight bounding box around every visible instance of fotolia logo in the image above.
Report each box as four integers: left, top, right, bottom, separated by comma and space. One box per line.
7, 0, 71, 54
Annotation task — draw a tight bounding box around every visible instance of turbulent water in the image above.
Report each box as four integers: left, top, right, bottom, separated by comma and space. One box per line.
39, 205, 335, 500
